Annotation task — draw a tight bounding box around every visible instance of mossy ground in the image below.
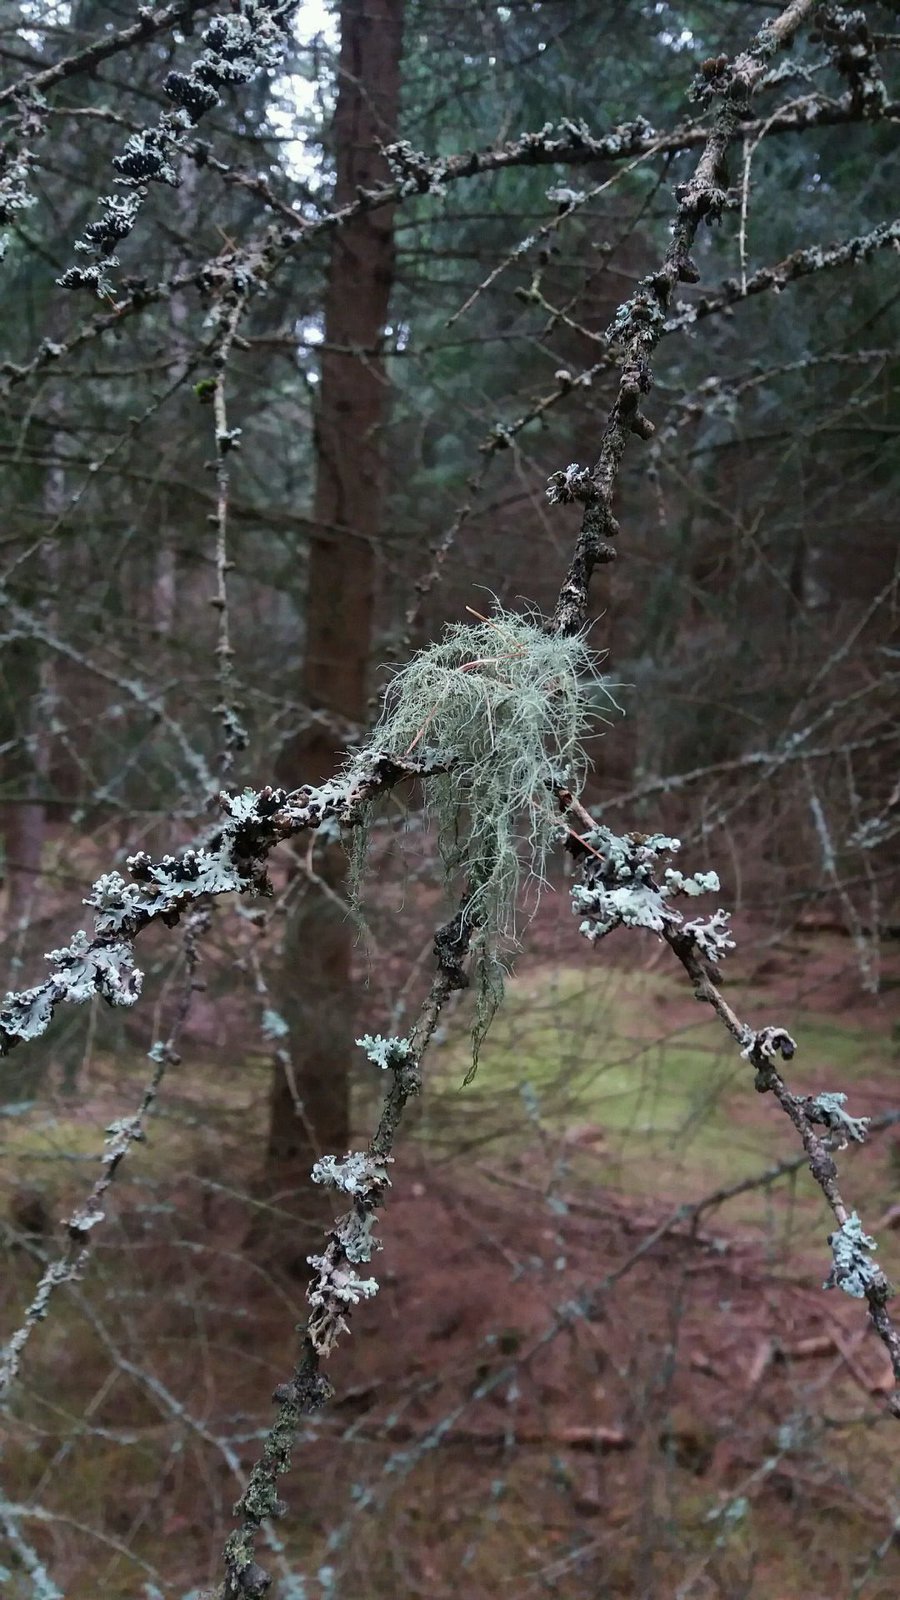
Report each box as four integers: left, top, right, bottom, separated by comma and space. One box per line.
422, 962, 898, 1244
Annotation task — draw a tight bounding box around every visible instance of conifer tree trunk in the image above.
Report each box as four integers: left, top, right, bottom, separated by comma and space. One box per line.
267, 0, 404, 1185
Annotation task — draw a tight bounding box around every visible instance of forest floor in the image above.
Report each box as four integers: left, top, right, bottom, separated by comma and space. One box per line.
2, 916, 899, 1598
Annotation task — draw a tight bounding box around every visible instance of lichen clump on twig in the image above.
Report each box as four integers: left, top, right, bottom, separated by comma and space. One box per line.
350, 607, 609, 1068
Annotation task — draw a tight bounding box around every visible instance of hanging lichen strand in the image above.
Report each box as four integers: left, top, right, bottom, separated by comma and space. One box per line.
349, 609, 609, 1071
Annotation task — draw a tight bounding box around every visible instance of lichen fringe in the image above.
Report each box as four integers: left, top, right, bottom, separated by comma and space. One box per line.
348, 607, 612, 1075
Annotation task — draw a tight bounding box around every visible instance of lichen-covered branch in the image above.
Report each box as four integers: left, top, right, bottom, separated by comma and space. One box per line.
0, 909, 207, 1396
0, 2, 209, 109
0, 79, 889, 398
218, 905, 474, 1599
564, 799, 900, 1414
0, 90, 45, 260
549, 0, 821, 636
58, 1, 299, 297
0, 756, 444, 1058
667, 216, 900, 334
668, 923, 900, 1411
0, 2, 210, 261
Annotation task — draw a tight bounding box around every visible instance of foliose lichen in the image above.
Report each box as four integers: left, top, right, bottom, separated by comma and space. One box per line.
808, 1090, 870, 1148
573, 827, 732, 956
824, 1211, 881, 1299
356, 1034, 413, 1072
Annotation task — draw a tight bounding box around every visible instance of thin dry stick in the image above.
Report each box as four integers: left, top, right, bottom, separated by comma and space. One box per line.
445, 138, 672, 329
209, 294, 250, 782
738, 101, 789, 290
805, 764, 879, 993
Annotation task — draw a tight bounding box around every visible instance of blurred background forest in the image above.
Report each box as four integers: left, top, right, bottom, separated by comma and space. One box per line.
1, 1, 899, 1596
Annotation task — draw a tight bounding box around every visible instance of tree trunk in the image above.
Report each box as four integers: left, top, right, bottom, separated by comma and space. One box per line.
267, 1, 404, 1190
2, 454, 65, 922
1, 639, 48, 922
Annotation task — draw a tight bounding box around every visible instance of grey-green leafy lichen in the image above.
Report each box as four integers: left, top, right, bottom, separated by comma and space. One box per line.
311, 1150, 392, 1199
0, 826, 250, 1049
739, 1024, 797, 1071
546, 462, 595, 506
824, 1212, 881, 1299
311, 1151, 393, 1264
306, 1255, 380, 1354
808, 1090, 870, 1149
572, 827, 733, 956
356, 1033, 413, 1071
0, 932, 141, 1045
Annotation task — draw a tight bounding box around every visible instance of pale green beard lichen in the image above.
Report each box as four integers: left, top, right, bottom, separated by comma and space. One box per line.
348, 608, 612, 1076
